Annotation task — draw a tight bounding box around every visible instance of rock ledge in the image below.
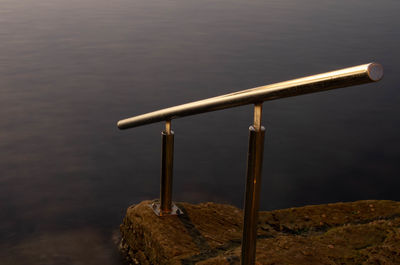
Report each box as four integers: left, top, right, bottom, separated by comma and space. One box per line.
120, 200, 400, 264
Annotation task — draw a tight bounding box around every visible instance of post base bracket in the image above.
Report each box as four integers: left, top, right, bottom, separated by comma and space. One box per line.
149, 200, 183, 216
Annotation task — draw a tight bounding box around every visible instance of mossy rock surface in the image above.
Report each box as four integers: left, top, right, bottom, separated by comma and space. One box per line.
120, 200, 400, 265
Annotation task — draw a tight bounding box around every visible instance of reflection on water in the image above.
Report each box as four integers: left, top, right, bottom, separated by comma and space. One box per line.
1, 0, 399, 264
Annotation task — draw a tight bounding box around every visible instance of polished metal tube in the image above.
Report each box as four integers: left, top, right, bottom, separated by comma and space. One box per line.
165, 120, 171, 135
241, 125, 265, 265
160, 130, 174, 214
253, 103, 262, 132
118, 63, 383, 129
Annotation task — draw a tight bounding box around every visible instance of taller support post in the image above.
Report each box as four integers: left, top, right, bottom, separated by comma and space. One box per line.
241, 103, 266, 265
151, 120, 182, 216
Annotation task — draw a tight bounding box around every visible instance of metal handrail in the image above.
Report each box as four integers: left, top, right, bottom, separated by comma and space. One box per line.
118, 63, 383, 129
117, 62, 383, 265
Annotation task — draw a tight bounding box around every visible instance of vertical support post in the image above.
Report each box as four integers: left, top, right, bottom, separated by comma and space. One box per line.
160, 120, 174, 214
151, 120, 182, 216
241, 103, 266, 265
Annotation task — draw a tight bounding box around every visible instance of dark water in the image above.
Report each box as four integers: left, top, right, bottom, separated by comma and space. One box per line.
1, 0, 399, 263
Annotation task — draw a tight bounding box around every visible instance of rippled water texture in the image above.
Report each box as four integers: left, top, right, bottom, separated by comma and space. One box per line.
1, 0, 399, 264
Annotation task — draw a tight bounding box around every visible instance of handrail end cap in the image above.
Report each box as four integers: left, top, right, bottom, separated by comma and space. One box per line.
117, 121, 126, 130
367, 62, 384, 81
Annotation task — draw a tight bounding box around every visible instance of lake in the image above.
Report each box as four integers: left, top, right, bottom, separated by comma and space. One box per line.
1, 0, 399, 264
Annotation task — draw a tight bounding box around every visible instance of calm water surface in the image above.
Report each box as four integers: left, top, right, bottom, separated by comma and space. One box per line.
1, 0, 399, 263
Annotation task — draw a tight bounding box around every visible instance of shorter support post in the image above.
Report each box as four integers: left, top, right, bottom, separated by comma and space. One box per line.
151, 120, 182, 216
160, 121, 174, 213
241, 103, 266, 265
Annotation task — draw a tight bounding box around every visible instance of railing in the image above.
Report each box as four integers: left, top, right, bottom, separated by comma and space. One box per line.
117, 63, 383, 265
